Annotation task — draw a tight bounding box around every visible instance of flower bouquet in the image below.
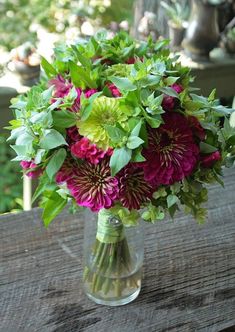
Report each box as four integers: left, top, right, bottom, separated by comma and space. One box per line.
8, 32, 235, 306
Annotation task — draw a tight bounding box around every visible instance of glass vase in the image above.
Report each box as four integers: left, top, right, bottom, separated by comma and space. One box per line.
83, 209, 144, 306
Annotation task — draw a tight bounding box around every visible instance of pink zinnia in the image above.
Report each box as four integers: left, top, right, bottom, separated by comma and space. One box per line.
49, 76, 82, 112
107, 83, 122, 97
85, 89, 98, 98
117, 165, 153, 210
67, 159, 119, 212
200, 151, 221, 168
71, 88, 82, 112
20, 160, 43, 179
56, 158, 75, 184
66, 126, 80, 144
71, 137, 113, 164
49, 75, 73, 98
162, 83, 184, 111
142, 112, 200, 186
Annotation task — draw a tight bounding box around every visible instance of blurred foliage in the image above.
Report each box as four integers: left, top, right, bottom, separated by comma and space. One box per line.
0, 0, 134, 51
0, 135, 23, 213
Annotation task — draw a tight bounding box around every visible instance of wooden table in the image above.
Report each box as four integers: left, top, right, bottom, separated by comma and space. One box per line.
1, 167, 235, 332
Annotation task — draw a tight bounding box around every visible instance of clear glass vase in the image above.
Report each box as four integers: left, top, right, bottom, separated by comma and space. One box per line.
83, 209, 144, 306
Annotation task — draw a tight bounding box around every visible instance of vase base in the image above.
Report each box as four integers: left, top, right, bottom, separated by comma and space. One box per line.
85, 287, 141, 306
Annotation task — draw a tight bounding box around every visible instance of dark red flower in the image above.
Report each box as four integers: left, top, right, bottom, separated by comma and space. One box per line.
117, 165, 153, 210
125, 57, 143, 64
55, 158, 75, 184
162, 83, 184, 111
188, 116, 206, 141
66, 126, 80, 144
142, 113, 200, 186
20, 160, 43, 178
200, 151, 221, 168
107, 83, 122, 97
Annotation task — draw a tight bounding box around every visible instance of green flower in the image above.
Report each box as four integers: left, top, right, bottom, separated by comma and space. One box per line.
78, 96, 131, 150
105, 64, 132, 77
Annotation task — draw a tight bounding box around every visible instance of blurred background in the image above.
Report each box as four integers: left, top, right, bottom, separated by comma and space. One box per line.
0, 0, 235, 214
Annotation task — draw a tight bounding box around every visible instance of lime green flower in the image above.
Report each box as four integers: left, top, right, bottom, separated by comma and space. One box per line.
105, 64, 132, 77
78, 96, 131, 150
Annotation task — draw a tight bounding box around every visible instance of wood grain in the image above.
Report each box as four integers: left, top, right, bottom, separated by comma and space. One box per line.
0, 168, 235, 332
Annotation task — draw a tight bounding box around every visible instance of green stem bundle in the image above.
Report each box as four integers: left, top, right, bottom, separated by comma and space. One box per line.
83, 236, 140, 298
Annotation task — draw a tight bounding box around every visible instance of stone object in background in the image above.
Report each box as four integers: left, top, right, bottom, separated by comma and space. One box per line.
183, 0, 221, 60
9, 42, 40, 86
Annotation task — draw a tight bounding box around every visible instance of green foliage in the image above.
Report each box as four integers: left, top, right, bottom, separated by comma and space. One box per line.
0, 136, 23, 213
41, 190, 67, 227
8, 31, 235, 226
160, 0, 190, 27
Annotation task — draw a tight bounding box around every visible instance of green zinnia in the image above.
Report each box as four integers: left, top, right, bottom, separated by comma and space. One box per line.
78, 96, 131, 150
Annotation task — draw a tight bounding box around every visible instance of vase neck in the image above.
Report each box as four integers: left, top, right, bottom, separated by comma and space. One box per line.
97, 209, 124, 244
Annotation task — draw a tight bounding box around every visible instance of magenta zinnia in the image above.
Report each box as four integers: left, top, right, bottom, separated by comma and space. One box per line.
66, 159, 119, 212
56, 158, 75, 184
71, 137, 113, 164
117, 165, 153, 210
143, 113, 200, 186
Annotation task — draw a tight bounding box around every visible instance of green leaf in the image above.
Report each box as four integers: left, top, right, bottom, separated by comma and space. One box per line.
69, 61, 97, 88
230, 112, 235, 128
140, 75, 161, 88
42, 85, 54, 102
208, 88, 216, 101
110, 147, 132, 176
142, 204, 165, 222
41, 57, 57, 78
46, 148, 67, 180
109, 76, 136, 91
11, 144, 27, 156
32, 174, 50, 203
31, 111, 53, 127
34, 149, 46, 164
127, 136, 144, 149
80, 91, 103, 121
71, 45, 91, 68
167, 194, 179, 208
40, 129, 67, 150
52, 109, 77, 128
42, 191, 67, 227
200, 142, 218, 154
145, 114, 162, 128
159, 87, 179, 98
15, 132, 34, 146
132, 149, 146, 162
130, 120, 142, 137
165, 76, 179, 85
152, 61, 166, 75
191, 94, 209, 106
154, 39, 169, 51
48, 99, 62, 111
105, 125, 126, 143
212, 105, 234, 116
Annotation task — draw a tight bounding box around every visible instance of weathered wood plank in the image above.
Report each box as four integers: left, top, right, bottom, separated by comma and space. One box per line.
0, 168, 235, 332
